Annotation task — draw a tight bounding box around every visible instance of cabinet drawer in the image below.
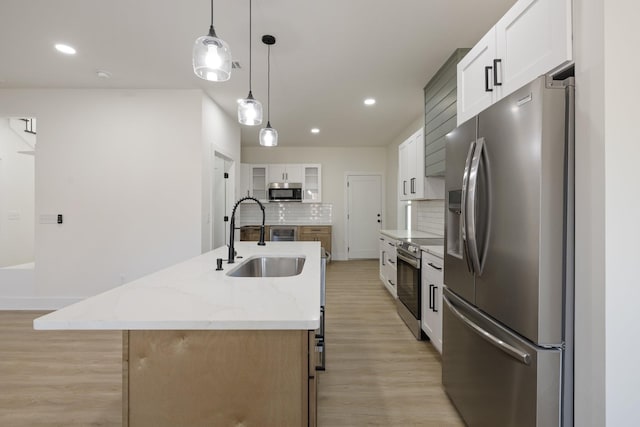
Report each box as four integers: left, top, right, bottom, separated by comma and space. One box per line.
299, 226, 331, 235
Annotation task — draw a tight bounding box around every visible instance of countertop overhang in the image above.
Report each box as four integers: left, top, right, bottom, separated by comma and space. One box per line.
34, 242, 322, 331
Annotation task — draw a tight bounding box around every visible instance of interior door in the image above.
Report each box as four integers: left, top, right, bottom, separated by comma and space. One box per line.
346, 174, 382, 259
213, 154, 233, 250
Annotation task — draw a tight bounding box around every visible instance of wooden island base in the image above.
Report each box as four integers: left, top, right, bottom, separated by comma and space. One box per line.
122, 330, 317, 427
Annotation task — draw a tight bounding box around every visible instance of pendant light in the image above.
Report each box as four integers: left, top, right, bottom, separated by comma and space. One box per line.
192, 0, 232, 82
237, 0, 262, 125
259, 35, 278, 147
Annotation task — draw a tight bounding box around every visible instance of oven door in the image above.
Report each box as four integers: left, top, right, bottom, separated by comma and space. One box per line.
396, 249, 421, 319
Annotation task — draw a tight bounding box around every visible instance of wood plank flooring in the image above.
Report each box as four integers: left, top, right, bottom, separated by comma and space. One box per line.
318, 260, 464, 426
0, 260, 464, 426
0, 311, 122, 426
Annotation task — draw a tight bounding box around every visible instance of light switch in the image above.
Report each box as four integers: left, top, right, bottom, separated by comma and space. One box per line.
39, 214, 57, 224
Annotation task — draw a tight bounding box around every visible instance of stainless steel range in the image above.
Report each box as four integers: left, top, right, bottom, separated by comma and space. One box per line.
396, 237, 443, 339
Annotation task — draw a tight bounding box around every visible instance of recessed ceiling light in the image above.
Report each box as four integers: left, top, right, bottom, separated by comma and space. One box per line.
311, 128, 320, 134
364, 98, 376, 106
96, 70, 112, 79
55, 43, 76, 55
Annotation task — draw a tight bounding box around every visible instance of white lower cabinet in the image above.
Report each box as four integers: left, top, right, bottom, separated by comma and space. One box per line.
379, 234, 397, 298
421, 251, 443, 353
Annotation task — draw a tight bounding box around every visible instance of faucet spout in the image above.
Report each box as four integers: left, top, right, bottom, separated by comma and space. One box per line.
228, 196, 266, 264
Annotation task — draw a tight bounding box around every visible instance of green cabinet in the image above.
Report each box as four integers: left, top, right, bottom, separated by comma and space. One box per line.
423, 48, 469, 177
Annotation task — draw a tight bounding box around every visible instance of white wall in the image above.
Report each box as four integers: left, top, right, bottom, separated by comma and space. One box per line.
0, 118, 35, 267
200, 94, 241, 253
602, 1, 640, 423
0, 89, 212, 308
574, 0, 640, 424
241, 146, 387, 260
573, 0, 606, 424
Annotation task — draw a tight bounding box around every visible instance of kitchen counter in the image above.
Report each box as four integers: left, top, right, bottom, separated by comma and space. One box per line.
421, 245, 444, 259
33, 241, 321, 331
380, 229, 443, 240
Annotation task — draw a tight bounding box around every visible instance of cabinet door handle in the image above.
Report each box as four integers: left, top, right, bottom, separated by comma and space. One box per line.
411, 177, 416, 194
379, 237, 384, 241
403, 180, 407, 195
427, 262, 442, 271
382, 250, 386, 266
432, 286, 438, 313
493, 59, 502, 86
388, 280, 395, 287
388, 242, 395, 247
387, 259, 395, 265
428, 284, 434, 310
485, 66, 493, 92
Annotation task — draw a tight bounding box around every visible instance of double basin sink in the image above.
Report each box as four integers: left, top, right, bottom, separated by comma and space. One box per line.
227, 256, 306, 278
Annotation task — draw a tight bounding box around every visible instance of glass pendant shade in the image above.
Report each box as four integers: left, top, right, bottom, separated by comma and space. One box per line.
192, 31, 232, 82
259, 123, 278, 147
237, 92, 263, 125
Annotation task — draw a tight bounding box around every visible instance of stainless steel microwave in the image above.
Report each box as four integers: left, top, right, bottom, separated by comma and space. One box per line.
268, 182, 303, 202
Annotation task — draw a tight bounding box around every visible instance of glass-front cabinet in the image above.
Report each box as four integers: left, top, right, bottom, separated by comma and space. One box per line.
302, 164, 321, 203
240, 164, 269, 202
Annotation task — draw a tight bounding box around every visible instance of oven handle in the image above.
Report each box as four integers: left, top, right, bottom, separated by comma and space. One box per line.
397, 251, 420, 269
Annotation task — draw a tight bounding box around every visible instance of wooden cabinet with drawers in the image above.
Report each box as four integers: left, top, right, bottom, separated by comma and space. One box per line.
298, 226, 332, 255
240, 226, 270, 242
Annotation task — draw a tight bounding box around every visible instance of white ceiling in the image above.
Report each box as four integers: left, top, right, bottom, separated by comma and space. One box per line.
0, 0, 515, 147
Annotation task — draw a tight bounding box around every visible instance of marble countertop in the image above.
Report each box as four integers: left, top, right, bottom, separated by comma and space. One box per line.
379, 229, 444, 240
33, 242, 321, 331
240, 223, 332, 227
420, 245, 444, 259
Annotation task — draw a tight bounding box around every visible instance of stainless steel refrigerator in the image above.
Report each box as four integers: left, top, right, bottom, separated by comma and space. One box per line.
443, 75, 574, 426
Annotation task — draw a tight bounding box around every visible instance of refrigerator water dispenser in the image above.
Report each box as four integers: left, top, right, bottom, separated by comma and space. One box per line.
447, 190, 463, 258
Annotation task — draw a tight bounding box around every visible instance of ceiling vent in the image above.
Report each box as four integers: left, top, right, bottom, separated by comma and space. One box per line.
232, 61, 242, 69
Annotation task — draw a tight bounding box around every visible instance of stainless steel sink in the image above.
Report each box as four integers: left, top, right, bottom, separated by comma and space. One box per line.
227, 256, 306, 278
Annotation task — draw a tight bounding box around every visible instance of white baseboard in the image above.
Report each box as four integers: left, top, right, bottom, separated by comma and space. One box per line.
0, 297, 82, 310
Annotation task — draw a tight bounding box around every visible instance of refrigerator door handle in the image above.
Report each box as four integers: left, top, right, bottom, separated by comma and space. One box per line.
467, 137, 491, 275
461, 141, 476, 273
443, 294, 531, 365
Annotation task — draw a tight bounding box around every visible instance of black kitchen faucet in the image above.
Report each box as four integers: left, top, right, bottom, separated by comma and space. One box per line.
228, 196, 266, 263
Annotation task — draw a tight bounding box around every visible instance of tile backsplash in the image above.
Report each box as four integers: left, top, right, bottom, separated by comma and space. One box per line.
415, 200, 445, 235
240, 203, 333, 225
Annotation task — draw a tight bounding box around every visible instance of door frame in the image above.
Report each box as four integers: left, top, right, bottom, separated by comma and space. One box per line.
343, 171, 385, 260
206, 149, 235, 253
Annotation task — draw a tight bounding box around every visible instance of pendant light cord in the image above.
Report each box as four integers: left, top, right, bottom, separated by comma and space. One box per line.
267, 44, 271, 123
249, 0, 253, 93
208, 0, 216, 36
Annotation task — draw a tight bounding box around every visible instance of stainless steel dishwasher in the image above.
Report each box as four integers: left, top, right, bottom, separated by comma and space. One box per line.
269, 225, 298, 241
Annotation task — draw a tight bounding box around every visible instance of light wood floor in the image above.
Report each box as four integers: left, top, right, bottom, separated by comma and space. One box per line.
0, 260, 464, 426
318, 260, 464, 426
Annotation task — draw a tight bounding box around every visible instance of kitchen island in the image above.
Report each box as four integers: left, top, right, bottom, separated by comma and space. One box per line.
34, 241, 321, 427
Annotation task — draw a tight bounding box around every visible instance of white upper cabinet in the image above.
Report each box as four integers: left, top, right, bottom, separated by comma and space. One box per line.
243, 163, 322, 203
496, 0, 572, 97
399, 129, 444, 201
246, 164, 269, 202
457, 28, 497, 126
268, 164, 303, 184
302, 164, 322, 203
457, 0, 572, 125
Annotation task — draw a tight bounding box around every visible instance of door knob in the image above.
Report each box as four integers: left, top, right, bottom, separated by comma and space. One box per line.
377, 220, 381, 223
